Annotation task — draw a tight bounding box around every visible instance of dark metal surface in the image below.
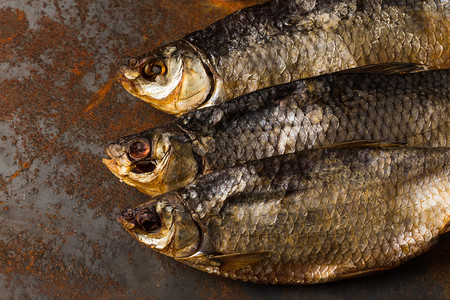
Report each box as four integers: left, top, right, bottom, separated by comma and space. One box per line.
0, 0, 448, 299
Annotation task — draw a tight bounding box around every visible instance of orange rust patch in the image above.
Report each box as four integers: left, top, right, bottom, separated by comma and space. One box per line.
0, 235, 127, 298
208, 0, 267, 12
0, 8, 28, 61
131, 0, 268, 58
8, 170, 21, 182
83, 75, 117, 114
0, 8, 27, 43
3, 76, 116, 189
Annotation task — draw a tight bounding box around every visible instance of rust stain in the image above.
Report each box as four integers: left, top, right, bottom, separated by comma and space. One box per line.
208, 0, 267, 12
83, 75, 117, 114
70, 61, 92, 76
74, 0, 90, 23
4, 75, 116, 188
0, 8, 28, 61
132, 0, 268, 57
8, 170, 22, 182
0, 235, 127, 298
0, 8, 27, 43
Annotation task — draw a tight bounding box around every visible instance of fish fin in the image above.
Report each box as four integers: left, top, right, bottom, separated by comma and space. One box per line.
320, 140, 406, 149
337, 62, 427, 74
179, 251, 271, 271
335, 266, 392, 279
210, 251, 272, 271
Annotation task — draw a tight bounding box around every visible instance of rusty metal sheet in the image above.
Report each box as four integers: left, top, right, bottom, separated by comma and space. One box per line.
0, 0, 448, 298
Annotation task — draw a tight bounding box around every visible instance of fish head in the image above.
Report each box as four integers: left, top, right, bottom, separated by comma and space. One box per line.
103, 129, 198, 196
118, 41, 214, 115
118, 193, 200, 258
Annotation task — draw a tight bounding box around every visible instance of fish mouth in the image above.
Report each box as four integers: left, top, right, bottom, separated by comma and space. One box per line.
117, 74, 129, 83
118, 66, 137, 82
117, 205, 163, 233
103, 157, 122, 175
117, 67, 127, 82
117, 72, 140, 98
117, 64, 144, 99
117, 207, 176, 251
117, 215, 135, 231
103, 146, 173, 183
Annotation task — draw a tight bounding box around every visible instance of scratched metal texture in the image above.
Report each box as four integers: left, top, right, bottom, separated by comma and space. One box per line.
0, 0, 448, 299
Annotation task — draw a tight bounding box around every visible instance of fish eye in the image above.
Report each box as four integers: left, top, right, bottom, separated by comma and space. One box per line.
136, 208, 161, 233
142, 61, 166, 79
129, 139, 151, 160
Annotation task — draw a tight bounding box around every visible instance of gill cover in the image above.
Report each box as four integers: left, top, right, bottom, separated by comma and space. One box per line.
119, 40, 216, 115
